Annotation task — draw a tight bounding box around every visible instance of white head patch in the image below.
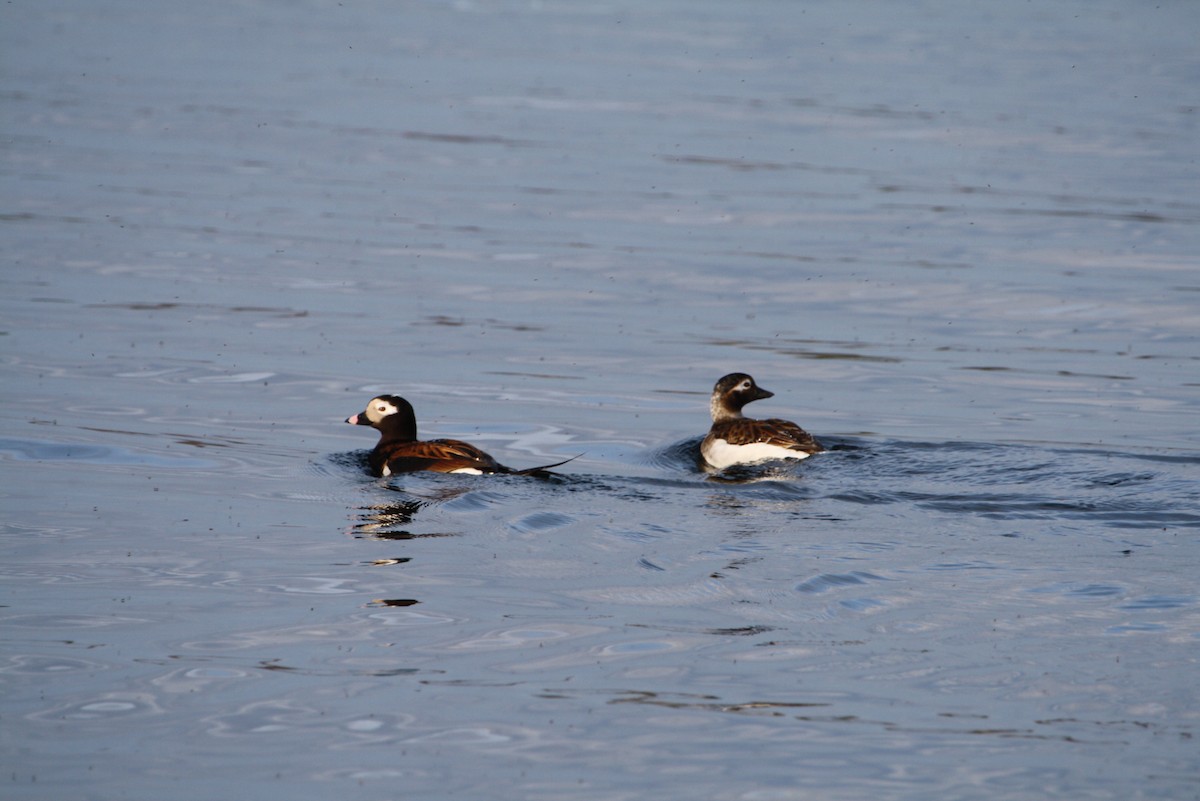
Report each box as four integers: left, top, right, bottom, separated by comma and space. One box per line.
365, 397, 398, 424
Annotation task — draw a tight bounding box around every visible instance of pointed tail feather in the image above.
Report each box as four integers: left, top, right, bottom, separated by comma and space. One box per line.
510, 454, 582, 477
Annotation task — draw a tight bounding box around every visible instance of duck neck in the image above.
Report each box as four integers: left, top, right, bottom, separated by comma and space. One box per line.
711, 397, 742, 423
379, 416, 418, 443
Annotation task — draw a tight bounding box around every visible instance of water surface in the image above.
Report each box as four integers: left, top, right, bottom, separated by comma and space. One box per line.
2, 1, 1198, 799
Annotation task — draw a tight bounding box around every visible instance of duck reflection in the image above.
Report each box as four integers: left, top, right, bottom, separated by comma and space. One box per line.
349, 500, 461, 539
348, 484, 474, 539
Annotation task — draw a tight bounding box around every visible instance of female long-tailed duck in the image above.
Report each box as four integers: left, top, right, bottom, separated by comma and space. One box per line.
700, 373, 823, 469
346, 394, 572, 477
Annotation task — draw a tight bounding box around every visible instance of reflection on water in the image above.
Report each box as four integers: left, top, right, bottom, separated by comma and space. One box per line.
368, 557, 411, 567
349, 498, 424, 537
347, 489, 484, 540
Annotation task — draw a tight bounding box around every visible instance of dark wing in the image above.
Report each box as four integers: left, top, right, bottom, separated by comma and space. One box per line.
756, 418, 823, 453
374, 439, 506, 475
716, 418, 823, 454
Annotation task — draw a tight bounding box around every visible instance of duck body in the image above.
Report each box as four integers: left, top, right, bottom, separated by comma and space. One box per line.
346, 394, 570, 477
700, 373, 823, 469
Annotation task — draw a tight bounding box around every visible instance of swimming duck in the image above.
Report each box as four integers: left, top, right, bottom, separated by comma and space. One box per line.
700, 373, 823, 469
346, 394, 572, 477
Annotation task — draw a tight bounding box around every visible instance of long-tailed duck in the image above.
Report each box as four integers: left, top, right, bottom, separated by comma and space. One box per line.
346, 394, 572, 477
700, 373, 823, 469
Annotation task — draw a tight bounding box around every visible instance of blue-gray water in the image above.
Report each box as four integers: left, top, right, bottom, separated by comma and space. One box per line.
2, 2, 1198, 799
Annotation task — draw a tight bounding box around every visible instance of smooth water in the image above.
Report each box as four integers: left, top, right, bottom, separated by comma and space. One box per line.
2, 1, 1198, 799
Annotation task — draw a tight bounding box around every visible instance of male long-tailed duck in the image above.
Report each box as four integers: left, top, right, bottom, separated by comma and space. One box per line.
700, 373, 823, 469
346, 394, 572, 477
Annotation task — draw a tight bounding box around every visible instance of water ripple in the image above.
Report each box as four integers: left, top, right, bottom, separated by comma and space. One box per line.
0, 436, 217, 468
794, 572, 893, 594
810, 440, 1200, 531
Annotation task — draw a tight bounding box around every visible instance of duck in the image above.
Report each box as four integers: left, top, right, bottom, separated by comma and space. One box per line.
700, 373, 823, 469
346, 394, 573, 477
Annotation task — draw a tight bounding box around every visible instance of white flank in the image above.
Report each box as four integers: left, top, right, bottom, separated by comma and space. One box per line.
702, 438, 811, 469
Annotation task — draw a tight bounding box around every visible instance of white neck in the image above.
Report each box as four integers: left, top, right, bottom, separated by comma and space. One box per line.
711, 395, 742, 422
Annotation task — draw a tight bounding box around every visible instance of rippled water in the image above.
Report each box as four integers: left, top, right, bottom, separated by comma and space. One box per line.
3, 1, 1199, 799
